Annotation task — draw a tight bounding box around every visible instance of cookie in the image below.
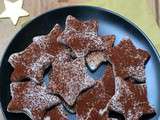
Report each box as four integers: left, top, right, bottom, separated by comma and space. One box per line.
106, 39, 150, 82
107, 77, 155, 120
44, 105, 68, 120
9, 24, 71, 83
7, 81, 60, 120
101, 65, 115, 96
76, 65, 115, 120
57, 15, 115, 57
47, 57, 96, 106
85, 51, 106, 71
60, 15, 98, 37
85, 35, 115, 71
76, 82, 110, 120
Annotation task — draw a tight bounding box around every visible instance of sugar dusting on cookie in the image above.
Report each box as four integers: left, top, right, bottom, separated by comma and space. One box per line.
86, 51, 106, 71
57, 15, 116, 57
48, 57, 96, 106
107, 77, 155, 119
44, 105, 68, 120
76, 65, 115, 120
107, 39, 150, 83
8, 24, 71, 83
8, 82, 60, 120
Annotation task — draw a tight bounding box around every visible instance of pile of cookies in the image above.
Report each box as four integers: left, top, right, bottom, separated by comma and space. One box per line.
7, 15, 156, 120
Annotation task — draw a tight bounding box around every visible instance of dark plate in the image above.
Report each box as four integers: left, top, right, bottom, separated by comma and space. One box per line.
0, 6, 159, 120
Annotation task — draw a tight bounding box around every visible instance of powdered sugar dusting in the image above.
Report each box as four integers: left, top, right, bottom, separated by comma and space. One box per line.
58, 29, 107, 57
57, 105, 68, 119
44, 104, 68, 120
9, 82, 60, 120
44, 116, 50, 120
33, 35, 49, 50
108, 77, 126, 113
33, 35, 46, 42
28, 53, 54, 82
8, 24, 66, 82
82, 107, 94, 120
48, 57, 96, 106
65, 15, 98, 34
127, 64, 145, 82
86, 51, 106, 71
107, 40, 149, 83
108, 77, 155, 119
57, 15, 115, 57
76, 78, 114, 120
8, 53, 19, 67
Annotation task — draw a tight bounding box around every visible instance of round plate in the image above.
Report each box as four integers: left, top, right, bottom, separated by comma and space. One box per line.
0, 6, 159, 120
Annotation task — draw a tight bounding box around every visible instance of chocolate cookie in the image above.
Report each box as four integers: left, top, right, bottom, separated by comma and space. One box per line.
85, 35, 115, 71
47, 57, 96, 106
107, 77, 155, 120
7, 81, 60, 120
76, 65, 115, 120
86, 51, 106, 71
106, 39, 150, 82
102, 65, 115, 96
9, 24, 71, 83
59, 15, 98, 39
44, 105, 68, 120
57, 15, 115, 57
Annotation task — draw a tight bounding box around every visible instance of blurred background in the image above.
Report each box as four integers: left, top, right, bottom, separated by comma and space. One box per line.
149, 0, 159, 26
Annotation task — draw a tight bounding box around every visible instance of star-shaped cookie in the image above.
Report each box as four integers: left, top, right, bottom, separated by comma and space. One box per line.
7, 81, 60, 120
57, 15, 115, 57
106, 39, 150, 82
44, 105, 68, 120
68, 15, 98, 32
108, 77, 155, 120
59, 15, 98, 40
9, 24, 71, 83
76, 82, 111, 120
76, 65, 115, 120
47, 57, 96, 106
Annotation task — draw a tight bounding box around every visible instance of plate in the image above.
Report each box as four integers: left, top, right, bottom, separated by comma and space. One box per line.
0, 6, 160, 120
